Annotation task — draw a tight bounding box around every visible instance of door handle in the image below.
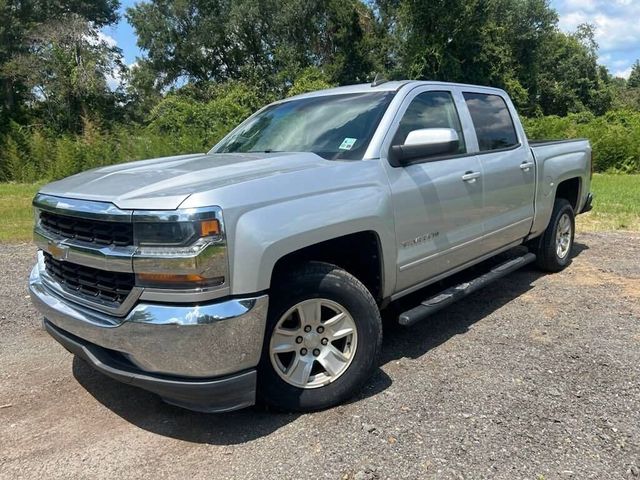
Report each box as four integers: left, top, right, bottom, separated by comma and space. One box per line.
461, 171, 481, 183
520, 161, 534, 171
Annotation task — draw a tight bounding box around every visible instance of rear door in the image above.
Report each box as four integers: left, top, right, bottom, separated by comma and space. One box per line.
462, 92, 535, 251
383, 87, 485, 293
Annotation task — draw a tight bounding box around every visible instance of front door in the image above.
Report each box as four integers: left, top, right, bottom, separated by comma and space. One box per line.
384, 89, 485, 293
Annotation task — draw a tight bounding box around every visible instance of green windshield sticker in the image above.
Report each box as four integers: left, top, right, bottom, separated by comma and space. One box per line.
339, 137, 357, 150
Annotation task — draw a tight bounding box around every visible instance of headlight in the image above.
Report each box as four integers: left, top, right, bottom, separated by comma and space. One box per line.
132, 207, 228, 290
134, 217, 221, 248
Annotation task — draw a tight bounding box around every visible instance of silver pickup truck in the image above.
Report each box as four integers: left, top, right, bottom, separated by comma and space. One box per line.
29, 80, 593, 413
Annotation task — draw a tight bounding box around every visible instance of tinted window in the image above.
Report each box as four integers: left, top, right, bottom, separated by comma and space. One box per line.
463, 93, 518, 151
214, 92, 394, 160
392, 91, 466, 154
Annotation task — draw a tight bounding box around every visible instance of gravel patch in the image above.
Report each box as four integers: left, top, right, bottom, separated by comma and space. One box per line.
0, 232, 639, 479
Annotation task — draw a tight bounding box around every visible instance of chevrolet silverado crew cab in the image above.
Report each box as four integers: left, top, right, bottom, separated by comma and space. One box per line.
29, 81, 593, 413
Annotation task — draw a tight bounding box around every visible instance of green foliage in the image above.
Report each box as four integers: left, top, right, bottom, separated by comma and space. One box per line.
583, 173, 640, 231
0, 0, 121, 134
523, 110, 640, 173
535, 25, 612, 116
147, 81, 267, 150
392, 0, 612, 116
5, 15, 124, 133
0, 120, 181, 182
286, 68, 334, 97
126, 0, 380, 92
628, 60, 640, 88
2, 106, 639, 184
0, 0, 639, 185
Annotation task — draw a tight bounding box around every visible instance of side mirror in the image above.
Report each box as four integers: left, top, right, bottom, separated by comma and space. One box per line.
389, 128, 460, 166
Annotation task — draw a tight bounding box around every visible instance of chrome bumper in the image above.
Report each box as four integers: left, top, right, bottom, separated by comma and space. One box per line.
29, 262, 268, 410
44, 319, 258, 413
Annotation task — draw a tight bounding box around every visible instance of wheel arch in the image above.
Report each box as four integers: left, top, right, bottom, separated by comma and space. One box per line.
270, 231, 385, 302
555, 177, 581, 211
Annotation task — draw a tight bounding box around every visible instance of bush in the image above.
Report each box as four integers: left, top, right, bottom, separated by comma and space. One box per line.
146, 81, 268, 151
1, 88, 638, 183
523, 110, 640, 173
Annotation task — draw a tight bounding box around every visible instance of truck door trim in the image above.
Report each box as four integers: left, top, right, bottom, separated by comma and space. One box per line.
399, 216, 533, 272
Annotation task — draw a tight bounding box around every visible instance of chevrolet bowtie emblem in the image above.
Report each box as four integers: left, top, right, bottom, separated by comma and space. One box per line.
47, 242, 68, 260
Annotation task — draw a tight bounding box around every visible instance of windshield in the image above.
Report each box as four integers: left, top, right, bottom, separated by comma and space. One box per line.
213, 92, 395, 160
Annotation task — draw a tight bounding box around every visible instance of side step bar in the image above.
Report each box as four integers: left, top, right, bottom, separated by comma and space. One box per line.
398, 252, 536, 327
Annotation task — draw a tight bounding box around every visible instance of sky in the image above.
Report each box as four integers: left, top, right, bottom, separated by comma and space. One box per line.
552, 0, 640, 78
102, 0, 640, 88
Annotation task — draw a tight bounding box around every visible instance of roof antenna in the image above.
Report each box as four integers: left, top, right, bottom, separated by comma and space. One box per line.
371, 73, 389, 87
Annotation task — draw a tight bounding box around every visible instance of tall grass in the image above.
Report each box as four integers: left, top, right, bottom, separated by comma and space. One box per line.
0, 123, 195, 183
0, 81, 264, 182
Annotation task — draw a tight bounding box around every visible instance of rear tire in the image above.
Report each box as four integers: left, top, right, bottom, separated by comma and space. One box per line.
532, 198, 575, 272
258, 261, 382, 412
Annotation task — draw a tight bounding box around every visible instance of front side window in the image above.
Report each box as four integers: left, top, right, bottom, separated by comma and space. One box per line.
463, 92, 519, 151
392, 91, 466, 154
213, 92, 395, 160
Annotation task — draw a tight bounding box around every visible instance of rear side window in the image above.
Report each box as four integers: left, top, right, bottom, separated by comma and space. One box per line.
463, 92, 518, 151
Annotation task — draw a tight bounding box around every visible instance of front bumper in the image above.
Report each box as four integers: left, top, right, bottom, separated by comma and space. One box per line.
29, 263, 268, 412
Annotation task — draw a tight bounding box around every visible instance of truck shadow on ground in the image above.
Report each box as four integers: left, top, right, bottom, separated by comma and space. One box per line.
72, 243, 588, 445
378, 241, 588, 365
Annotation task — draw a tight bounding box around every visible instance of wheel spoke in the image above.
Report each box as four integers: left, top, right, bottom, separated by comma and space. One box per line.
286, 355, 314, 385
275, 326, 297, 336
271, 341, 297, 353
324, 311, 345, 328
297, 300, 321, 326
271, 327, 298, 353
330, 326, 354, 341
318, 345, 349, 377
324, 312, 354, 341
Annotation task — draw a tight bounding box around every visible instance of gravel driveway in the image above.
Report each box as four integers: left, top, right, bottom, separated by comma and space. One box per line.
1, 232, 639, 479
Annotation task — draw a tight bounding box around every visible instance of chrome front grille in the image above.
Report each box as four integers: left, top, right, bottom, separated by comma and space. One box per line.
43, 253, 135, 305
40, 211, 133, 246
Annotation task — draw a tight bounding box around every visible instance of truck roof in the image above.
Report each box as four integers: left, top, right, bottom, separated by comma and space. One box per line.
286, 80, 507, 101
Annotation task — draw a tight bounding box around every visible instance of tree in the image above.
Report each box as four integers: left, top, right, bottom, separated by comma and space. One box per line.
5, 14, 124, 133
536, 23, 611, 115
0, 0, 122, 133
628, 60, 640, 88
126, 0, 383, 93
383, 0, 559, 106
379, 0, 610, 116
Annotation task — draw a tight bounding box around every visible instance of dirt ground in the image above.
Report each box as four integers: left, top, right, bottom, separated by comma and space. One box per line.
1, 232, 639, 479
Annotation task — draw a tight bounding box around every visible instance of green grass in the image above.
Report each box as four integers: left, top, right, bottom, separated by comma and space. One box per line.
0, 174, 638, 243
577, 174, 640, 232
0, 182, 43, 242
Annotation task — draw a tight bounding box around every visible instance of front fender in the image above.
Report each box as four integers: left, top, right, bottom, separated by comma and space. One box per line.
228, 186, 397, 297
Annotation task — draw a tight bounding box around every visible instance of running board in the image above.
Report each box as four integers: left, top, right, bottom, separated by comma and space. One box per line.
398, 252, 536, 327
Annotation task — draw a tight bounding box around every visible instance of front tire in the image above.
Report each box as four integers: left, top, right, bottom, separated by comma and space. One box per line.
258, 261, 382, 412
533, 198, 575, 272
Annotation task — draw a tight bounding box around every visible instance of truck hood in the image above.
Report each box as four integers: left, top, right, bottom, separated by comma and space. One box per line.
39, 152, 331, 210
